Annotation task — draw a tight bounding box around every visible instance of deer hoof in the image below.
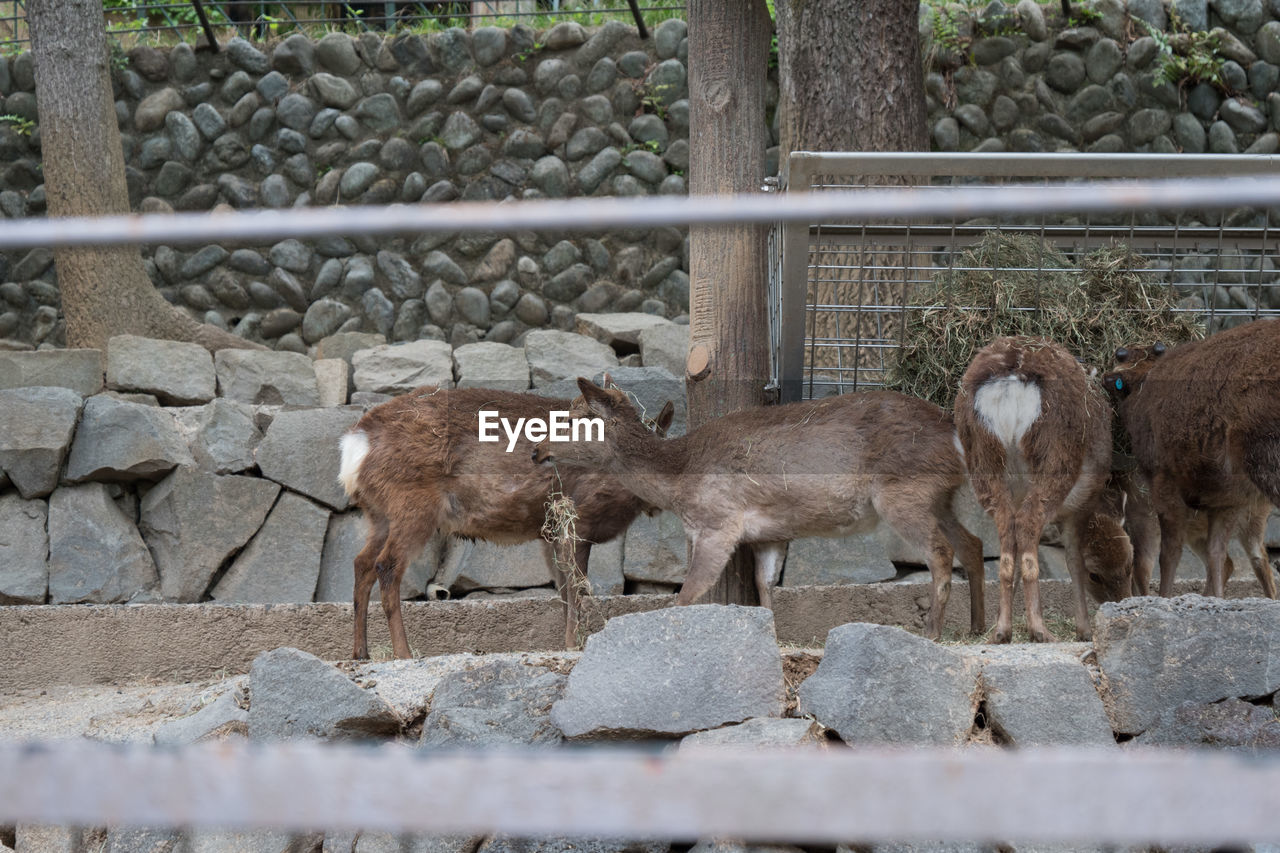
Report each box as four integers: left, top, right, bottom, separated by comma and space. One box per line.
992, 628, 1012, 644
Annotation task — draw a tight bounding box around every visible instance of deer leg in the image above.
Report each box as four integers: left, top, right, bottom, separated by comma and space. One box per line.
988, 501, 1018, 645
352, 515, 388, 660
376, 512, 439, 660
1241, 504, 1276, 598
1203, 509, 1236, 599
1061, 515, 1094, 642
1123, 480, 1159, 597
938, 506, 986, 636
676, 529, 740, 605
1013, 494, 1054, 643
750, 541, 787, 611
1154, 498, 1188, 597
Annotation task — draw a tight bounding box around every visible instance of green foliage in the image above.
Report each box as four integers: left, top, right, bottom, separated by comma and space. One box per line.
513, 41, 544, 63
1141, 13, 1227, 90
640, 82, 676, 119
0, 113, 34, 136
1067, 4, 1103, 26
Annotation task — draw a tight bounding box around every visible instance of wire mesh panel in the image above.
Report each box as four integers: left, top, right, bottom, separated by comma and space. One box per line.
772, 152, 1280, 402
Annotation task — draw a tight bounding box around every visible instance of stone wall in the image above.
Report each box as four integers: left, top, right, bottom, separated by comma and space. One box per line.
0, 18, 703, 350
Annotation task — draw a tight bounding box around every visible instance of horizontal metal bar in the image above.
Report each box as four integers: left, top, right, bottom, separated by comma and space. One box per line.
1, 742, 1279, 845
8, 176, 1280, 250
789, 151, 1280, 179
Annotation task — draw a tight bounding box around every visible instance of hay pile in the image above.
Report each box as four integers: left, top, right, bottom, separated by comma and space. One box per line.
886, 232, 1204, 409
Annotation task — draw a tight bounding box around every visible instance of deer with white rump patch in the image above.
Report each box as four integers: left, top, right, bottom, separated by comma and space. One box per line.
339, 385, 674, 659
1103, 328, 1280, 600
955, 336, 1130, 643
532, 378, 987, 639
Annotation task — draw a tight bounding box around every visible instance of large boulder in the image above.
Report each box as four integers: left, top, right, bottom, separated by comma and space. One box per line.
435, 538, 554, 593
453, 341, 530, 391
0, 386, 83, 498
255, 406, 364, 510
138, 467, 281, 602
1133, 697, 1280, 750
799, 623, 977, 745
352, 340, 453, 394
551, 605, 784, 738
972, 645, 1114, 746
64, 395, 193, 483
638, 323, 689, 377
0, 493, 48, 604
153, 683, 249, 745
210, 491, 328, 603
248, 647, 400, 740
169, 398, 263, 475
524, 329, 619, 388
106, 334, 216, 405
576, 312, 674, 347
781, 534, 897, 586
420, 659, 567, 747
47, 483, 158, 604
214, 349, 320, 406
478, 840, 666, 853
0, 349, 102, 395
1094, 595, 1280, 734
680, 717, 824, 749
621, 511, 686, 585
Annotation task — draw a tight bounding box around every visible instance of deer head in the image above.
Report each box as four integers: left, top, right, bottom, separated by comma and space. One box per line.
1102, 342, 1166, 399
531, 376, 674, 469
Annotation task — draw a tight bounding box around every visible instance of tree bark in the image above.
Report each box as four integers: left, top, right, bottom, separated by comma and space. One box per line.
28, 0, 261, 354
687, 0, 772, 606
776, 0, 928, 391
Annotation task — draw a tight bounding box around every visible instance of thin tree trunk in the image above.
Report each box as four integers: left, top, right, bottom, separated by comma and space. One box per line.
687, 0, 772, 606
28, 0, 260, 354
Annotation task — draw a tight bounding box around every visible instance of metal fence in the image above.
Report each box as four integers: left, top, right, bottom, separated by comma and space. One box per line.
772, 152, 1280, 402
0, 1, 681, 49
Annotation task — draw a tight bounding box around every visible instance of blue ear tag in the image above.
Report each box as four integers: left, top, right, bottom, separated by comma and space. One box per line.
1114, 378, 1123, 390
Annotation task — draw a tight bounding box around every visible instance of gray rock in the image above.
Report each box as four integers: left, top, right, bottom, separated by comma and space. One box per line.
680, 716, 823, 749
181, 243, 230, 278
169, 398, 262, 475
0, 493, 47, 604
1172, 112, 1207, 152
575, 313, 672, 348
1045, 52, 1086, 92
134, 87, 185, 133
799, 623, 977, 745
637, 322, 689, 377
621, 510, 686, 585
515, 293, 549, 326
420, 659, 566, 747
0, 349, 102, 395
531, 155, 572, 197
1129, 0, 1167, 26
1128, 108, 1172, 145
435, 538, 553, 593
423, 250, 467, 285
48, 483, 157, 604
303, 299, 352, 344
1134, 697, 1280, 749
551, 605, 783, 738
270, 238, 313, 274
340, 161, 380, 198
973, 646, 1114, 746
310, 72, 359, 110
316, 332, 388, 366
351, 340, 453, 394
440, 111, 481, 151
1209, 119, 1239, 152
317, 32, 363, 76
376, 250, 425, 300
0, 386, 83, 498
356, 93, 401, 133
106, 335, 214, 405
1095, 595, 1280, 734
154, 686, 248, 745
229, 248, 272, 275
256, 407, 363, 511
249, 647, 400, 740
315, 510, 439, 603
65, 395, 193, 483
214, 349, 319, 406
453, 341, 529, 390
362, 288, 395, 336
478, 839, 663, 853
523, 329, 619, 388
184, 828, 309, 852
105, 826, 186, 852
211, 491, 329, 604
454, 286, 490, 326
1259, 20, 1280, 63
543, 263, 594, 302
226, 37, 269, 73
1221, 97, 1267, 133
782, 534, 897, 586
139, 467, 280, 602
577, 147, 622, 193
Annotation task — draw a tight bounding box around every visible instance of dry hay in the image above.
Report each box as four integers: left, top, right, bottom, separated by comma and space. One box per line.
885, 231, 1205, 410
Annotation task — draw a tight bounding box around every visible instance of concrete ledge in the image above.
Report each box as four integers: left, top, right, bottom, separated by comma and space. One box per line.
0, 579, 1261, 689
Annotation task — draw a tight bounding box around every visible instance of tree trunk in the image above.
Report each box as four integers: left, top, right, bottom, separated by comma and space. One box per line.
686, 0, 772, 606
776, 0, 928, 393
28, 0, 261, 354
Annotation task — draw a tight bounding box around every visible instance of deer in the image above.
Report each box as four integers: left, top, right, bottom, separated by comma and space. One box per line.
338, 385, 675, 659
954, 336, 1130, 644
532, 377, 988, 641
1103, 331, 1280, 600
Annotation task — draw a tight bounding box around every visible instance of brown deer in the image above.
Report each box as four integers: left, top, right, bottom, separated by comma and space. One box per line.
955, 336, 1128, 643
1104, 333, 1280, 600
338, 386, 675, 659
532, 378, 987, 640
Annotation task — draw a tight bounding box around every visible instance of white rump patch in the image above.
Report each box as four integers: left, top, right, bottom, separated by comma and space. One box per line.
952, 431, 965, 460
973, 375, 1041, 448
338, 430, 369, 497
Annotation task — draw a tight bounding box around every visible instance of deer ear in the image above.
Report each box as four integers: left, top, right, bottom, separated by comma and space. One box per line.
653, 400, 676, 436
1115, 347, 1129, 363
576, 377, 615, 416
1152, 342, 1166, 356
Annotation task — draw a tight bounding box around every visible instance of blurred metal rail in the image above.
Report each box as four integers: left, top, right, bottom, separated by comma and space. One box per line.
1, 741, 1279, 845
5, 174, 1280, 250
